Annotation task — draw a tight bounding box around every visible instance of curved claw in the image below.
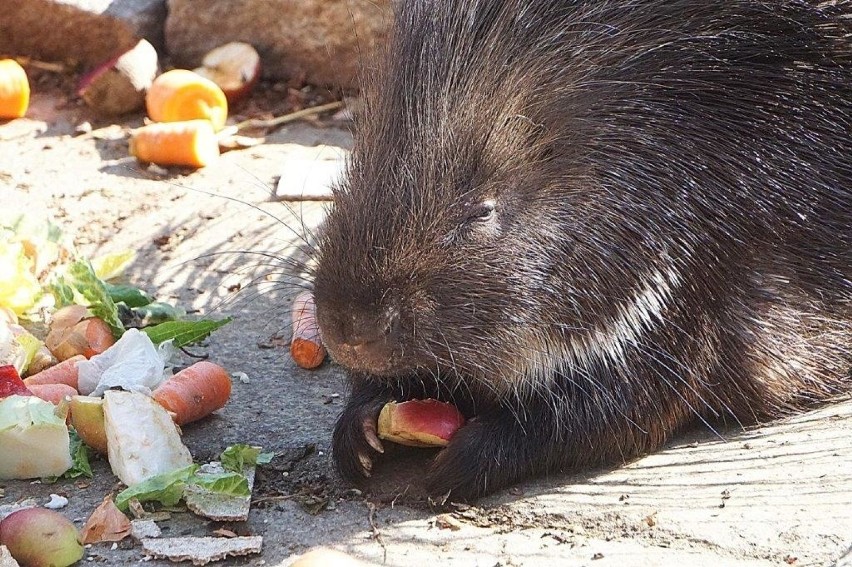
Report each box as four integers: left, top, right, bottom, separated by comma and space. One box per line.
362, 414, 385, 454
358, 451, 374, 477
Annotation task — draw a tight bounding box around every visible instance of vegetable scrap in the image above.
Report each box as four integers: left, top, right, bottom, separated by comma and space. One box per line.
0, 59, 30, 119
152, 361, 233, 425
290, 291, 327, 369
0, 215, 269, 565
146, 69, 228, 131
129, 120, 220, 168
80, 495, 131, 545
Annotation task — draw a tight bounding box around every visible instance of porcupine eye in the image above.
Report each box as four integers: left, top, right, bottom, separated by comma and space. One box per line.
464, 199, 497, 225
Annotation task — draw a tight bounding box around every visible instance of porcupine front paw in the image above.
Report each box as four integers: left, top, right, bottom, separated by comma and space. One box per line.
424, 414, 541, 501
331, 393, 388, 483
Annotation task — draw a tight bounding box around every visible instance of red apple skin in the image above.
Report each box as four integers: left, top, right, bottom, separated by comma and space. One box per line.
0, 508, 84, 567
377, 399, 466, 447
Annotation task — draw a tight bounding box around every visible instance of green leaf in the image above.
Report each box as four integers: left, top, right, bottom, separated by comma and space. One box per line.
132, 302, 185, 325
142, 318, 232, 348
104, 283, 152, 308
66, 259, 124, 338
189, 472, 250, 497
114, 464, 199, 512
64, 429, 93, 479
49, 276, 76, 308
220, 444, 272, 473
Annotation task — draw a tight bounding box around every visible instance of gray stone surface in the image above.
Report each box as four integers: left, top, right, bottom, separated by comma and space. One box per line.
165, 0, 392, 90
0, 0, 166, 67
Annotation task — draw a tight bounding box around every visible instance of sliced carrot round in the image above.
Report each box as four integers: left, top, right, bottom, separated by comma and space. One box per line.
0, 59, 30, 119
146, 69, 228, 131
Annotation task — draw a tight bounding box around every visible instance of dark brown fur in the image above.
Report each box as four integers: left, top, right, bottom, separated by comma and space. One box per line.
312, 0, 852, 500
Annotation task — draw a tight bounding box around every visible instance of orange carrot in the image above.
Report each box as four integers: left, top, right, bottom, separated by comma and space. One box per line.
28, 383, 78, 405
0, 59, 30, 119
146, 69, 228, 131
290, 291, 326, 369
129, 120, 220, 168
152, 361, 232, 425
77, 318, 115, 358
23, 355, 85, 390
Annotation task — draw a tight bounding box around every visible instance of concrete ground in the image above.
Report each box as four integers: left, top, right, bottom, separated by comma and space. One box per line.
1, 82, 851, 567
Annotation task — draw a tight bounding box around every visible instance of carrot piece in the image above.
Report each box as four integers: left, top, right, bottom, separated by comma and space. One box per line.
129, 119, 220, 168
290, 291, 326, 369
23, 355, 85, 390
146, 69, 228, 131
0, 59, 30, 119
28, 383, 78, 405
152, 361, 232, 425
78, 318, 115, 358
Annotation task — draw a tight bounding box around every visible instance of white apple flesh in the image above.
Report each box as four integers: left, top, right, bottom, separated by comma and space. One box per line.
193, 42, 261, 104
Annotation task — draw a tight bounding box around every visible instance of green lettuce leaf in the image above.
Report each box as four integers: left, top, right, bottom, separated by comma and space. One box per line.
65, 260, 124, 338
114, 464, 199, 512
0, 394, 65, 431
142, 318, 232, 348
49, 276, 76, 309
64, 429, 93, 479
190, 471, 250, 497
220, 444, 273, 473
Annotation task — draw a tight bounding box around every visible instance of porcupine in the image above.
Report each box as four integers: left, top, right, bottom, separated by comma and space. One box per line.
310, 0, 852, 500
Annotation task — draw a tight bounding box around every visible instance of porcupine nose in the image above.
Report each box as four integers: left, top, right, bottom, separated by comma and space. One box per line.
321, 307, 402, 371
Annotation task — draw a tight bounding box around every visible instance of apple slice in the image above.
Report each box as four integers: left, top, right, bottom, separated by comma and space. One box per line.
0, 508, 84, 567
77, 39, 159, 116
69, 395, 108, 454
377, 399, 465, 448
193, 42, 261, 104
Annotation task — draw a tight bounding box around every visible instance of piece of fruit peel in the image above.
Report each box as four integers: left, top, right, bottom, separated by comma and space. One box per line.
377, 399, 465, 448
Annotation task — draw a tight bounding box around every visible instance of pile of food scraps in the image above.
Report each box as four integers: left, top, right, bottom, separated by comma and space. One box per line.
0, 215, 278, 566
